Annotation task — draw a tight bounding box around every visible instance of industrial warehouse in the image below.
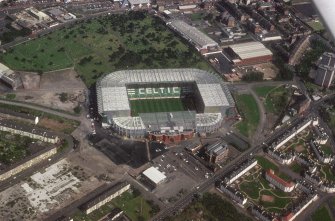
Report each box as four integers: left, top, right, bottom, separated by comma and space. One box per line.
96, 69, 234, 143
167, 20, 219, 53
226, 41, 273, 66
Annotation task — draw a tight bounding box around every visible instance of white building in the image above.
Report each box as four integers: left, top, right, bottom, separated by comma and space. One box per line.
81, 182, 130, 214
142, 167, 166, 186
0, 120, 60, 144
218, 182, 247, 206
167, 20, 219, 52
224, 159, 257, 184
309, 140, 333, 164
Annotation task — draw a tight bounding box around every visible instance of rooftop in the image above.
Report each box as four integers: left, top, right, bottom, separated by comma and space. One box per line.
167, 20, 218, 49
266, 169, 294, 188
228, 41, 273, 60
142, 167, 166, 184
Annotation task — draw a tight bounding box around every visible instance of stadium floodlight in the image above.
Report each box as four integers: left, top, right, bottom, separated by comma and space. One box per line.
312, 0, 335, 41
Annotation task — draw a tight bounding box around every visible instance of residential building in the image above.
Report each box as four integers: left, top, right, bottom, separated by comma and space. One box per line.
314, 52, 335, 88
218, 182, 247, 206
0, 119, 60, 144
206, 140, 229, 164
224, 158, 257, 184
80, 182, 130, 214
265, 169, 295, 192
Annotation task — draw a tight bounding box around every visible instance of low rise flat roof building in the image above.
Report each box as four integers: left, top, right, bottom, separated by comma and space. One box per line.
142, 166, 166, 186
226, 41, 273, 66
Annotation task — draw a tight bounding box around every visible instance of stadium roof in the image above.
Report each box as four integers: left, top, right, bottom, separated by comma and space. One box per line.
97, 69, 234, 114
167, 20, 218, 49
142, 167, 166, 184
229, 41, 273, 60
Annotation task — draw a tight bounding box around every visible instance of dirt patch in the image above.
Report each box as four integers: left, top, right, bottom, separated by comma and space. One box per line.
295, 145, 305, 152
254, 63, 279, 80
39, 118, 72, 133
19, 72, 40, 89
40, 68, 85, 90
13, 68, 87, 113
261, 194, 274, 202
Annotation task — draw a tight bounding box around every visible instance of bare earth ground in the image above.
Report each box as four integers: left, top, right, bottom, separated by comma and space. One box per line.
295, 145, 305, 152
12, 68, 86, 113
254, 63, 279, 80
261, 194, 275, 203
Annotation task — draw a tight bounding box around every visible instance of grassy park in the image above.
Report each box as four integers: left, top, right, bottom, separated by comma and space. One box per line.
254, 85, 290, 115
311, 205, 332, 221
0, 12, 211, 87
234, 94, 260, 137
236, 157, 297, 214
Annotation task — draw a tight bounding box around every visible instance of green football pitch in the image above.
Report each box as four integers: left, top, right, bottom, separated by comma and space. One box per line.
130, 98, 186, 116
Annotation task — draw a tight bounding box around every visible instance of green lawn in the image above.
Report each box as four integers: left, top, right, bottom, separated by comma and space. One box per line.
259, 189, 292, 210
171, 193, 253, 221
311, 205, 332, 221
254, 86, 276, 98
320, 144, 333, 155
290, 162, 303, 174
235, 94, 260, 137
130, 98, 185, 116
255, 156, 278, 171
240, 180, 262, 199
322, 166, 335, 182
112, 191, 153, 221
307, 21, 325, 31
73, 201, 116, 221
0, 12, 211, 87
264, 86, 290, 115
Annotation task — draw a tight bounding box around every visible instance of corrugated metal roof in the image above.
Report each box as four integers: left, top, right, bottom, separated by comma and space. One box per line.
229, 41, 272, 60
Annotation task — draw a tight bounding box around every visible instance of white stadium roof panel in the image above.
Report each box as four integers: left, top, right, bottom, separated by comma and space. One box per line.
197, 84, 230, 107
101, 87, 130, 112
142, 167, 166, 184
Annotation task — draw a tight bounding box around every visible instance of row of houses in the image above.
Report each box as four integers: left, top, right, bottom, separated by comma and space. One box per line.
270, 117, 317, 151
309, 139, 334, 164
0, 119, 60, 144
80, 182, 130, 214
224, 158, 257, 184
217, 181, 247, 206
267, 148, 295, 165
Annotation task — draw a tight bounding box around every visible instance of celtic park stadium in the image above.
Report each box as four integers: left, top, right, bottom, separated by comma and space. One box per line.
96, 69, 235, 143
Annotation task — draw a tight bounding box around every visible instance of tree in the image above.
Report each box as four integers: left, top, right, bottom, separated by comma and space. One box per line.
242, 71, 264, 82
59, 93, 68, 102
